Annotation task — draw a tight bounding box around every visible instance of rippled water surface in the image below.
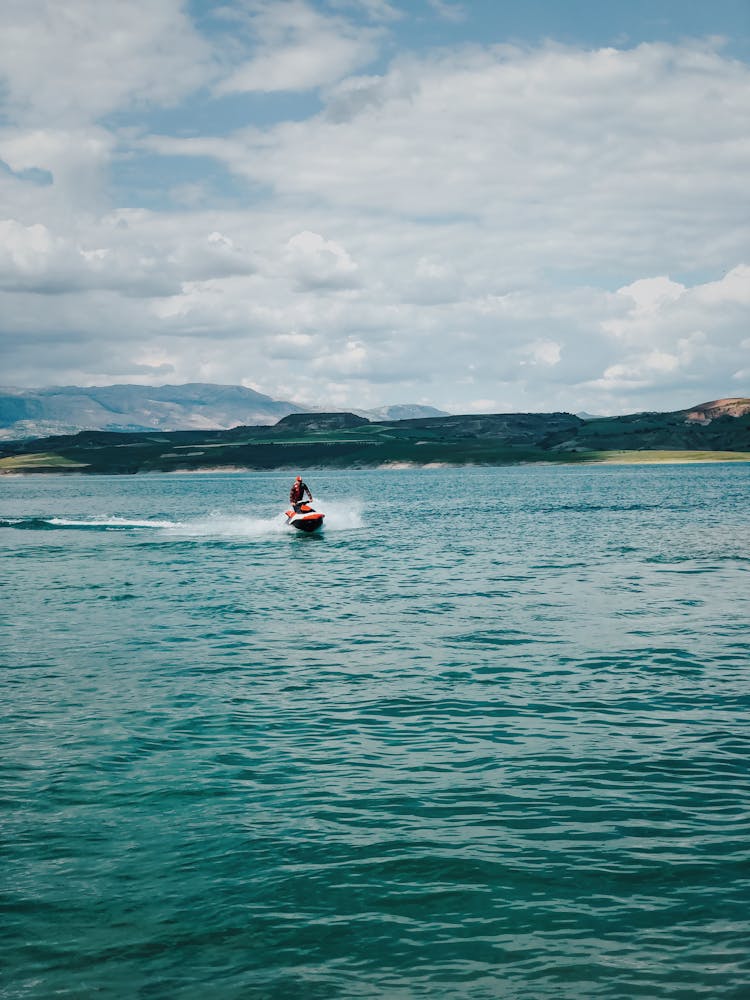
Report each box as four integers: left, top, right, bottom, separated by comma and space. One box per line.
2, 465, 749, 998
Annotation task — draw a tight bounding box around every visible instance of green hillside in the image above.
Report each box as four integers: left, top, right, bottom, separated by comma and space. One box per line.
1, 404, 748, 474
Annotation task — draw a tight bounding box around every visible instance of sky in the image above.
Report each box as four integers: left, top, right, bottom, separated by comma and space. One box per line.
1, 0, 749, 415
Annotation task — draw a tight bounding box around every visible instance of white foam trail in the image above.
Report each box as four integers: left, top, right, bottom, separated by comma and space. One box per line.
49, 516, 180, 529
315, 499, 364, 531
38, 500, 364, 538
163, 514, 286, 538
166, 500, 364, 537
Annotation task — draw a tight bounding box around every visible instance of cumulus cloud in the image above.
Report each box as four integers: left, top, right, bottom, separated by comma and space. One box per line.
215, 0, 382, 94
0, 0, 213, 125
186, 40, 749, 275
0, 0, 747, 414
313, 338, 370, 375
583, 266, 750, 404
521, 340, 563, 367
0, 127, 116, 212
0, 0, 214, 218
284, 230, 360, 289
0, 218, 255, 297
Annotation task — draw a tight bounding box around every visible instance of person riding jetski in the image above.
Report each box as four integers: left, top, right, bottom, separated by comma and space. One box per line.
289, 475, 313, 512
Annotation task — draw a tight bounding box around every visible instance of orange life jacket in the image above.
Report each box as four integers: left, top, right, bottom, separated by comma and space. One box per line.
290, 481, 306, 504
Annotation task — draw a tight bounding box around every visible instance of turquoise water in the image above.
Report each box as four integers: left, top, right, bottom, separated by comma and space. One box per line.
2, 465, 749, 999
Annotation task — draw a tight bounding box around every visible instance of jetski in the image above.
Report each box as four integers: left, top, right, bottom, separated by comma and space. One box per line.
284, 501, 325, 533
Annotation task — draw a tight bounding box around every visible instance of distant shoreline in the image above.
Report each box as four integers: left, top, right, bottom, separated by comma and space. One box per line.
2, 452, 750, 475
2, 403, 748, 473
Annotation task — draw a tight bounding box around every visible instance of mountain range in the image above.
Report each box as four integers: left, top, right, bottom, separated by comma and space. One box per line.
1, 398, 748, 474
0, 384, 446, 440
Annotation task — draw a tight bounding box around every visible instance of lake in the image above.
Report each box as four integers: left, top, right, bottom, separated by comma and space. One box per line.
2, 464, 749, 998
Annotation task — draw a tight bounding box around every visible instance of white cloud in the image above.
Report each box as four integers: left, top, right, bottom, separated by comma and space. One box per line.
284, 230, 360, 289
426, 0, 466, 23
0, 0, 213, 126
313, 338, 369, 375
0, 216, 256, 299
615, 276, 686, 312
603, 267, 749, 349
602, 276, 686, 340
266, 331, 316, 359
521, 340, 563, 367
0, 127, 116, 211
582, 267, 749, 403
158, 40, 749, 279
215, 0, 382, 94
0, 7, 748, 415
334, 0, 402, 21
599, 350, 680, 387
693, 264, 750, 306
0, 1, 214, 217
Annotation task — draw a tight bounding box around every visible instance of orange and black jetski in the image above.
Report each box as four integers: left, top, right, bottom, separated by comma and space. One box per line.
284, 501, 325, 532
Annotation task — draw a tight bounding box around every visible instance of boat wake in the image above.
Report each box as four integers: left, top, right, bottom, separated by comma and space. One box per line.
0, 500, 364, 537
0, 514, 285, 537
0, 515, 179, 531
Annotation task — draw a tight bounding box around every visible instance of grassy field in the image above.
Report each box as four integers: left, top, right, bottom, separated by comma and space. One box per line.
0, 453, 89, 472
581, 450, 750, 464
